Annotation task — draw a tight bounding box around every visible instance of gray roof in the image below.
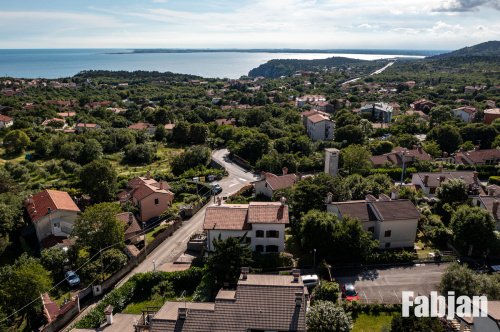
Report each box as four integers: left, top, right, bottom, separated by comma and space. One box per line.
330, 199, 420, 222
150, 274, 307, 332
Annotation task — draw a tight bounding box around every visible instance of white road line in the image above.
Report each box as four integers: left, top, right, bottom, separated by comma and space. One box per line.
238, 177, 247, 182
228, 183, 237, 188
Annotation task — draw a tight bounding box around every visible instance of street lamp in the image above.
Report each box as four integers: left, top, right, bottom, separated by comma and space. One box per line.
313, 249, 317, 269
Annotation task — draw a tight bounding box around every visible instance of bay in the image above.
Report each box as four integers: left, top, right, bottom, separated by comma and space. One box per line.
0, 49, 425, 79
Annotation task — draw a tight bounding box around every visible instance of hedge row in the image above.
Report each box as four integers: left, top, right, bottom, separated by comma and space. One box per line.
75, 267, 204, 329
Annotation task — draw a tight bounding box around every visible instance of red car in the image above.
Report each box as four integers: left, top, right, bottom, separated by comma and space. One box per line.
342, 283, 359, 301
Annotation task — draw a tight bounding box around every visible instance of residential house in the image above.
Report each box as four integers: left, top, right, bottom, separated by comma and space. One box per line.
56, 111, 76, 118
484, 108, 500, 124
25, 190, 81, 248
295, 94, 326, 107
136, 271, 307, 332
389, 102, 401, 116
254, 169, 299, 198
164, 123, 175, 133
474, 186, 500, 231
310, 100, 334, 113
41, 118, 66, 128
370, 147, 432, 168
301, 110, 334, 141
204, 201, 289, 253
327, 195, 420, 249
453, 106, 478, 122
411, 171, 485, 197
128, 122, 155, 135
116, 212, 143, 243
454, 148, 500, 166
0, 114, 13, 128
119, 174, 174, 223
410, 99, 436, 112
359, 102, 394, 123
214, 118, 236, 126
464, 85, 486, 94
75, 123, 100, 132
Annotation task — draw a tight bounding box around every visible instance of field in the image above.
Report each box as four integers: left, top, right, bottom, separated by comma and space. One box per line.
352, 313, 396, 332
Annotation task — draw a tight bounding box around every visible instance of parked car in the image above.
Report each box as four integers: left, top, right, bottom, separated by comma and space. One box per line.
65, 270, 80, 287
212, 183, 222, 195
342, 283, 359, 301
301, 274, 319, 288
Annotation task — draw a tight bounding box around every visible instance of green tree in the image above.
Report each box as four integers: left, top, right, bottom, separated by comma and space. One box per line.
311, 281, 340, 303
0, 254, 52, 322
427, 125, 462, 154
79, 138, 103, 164
41, 247, 67, 277
0, 192, 23, 235
80, 160, 118, 202
439, 263, 480, 297
154, 125, 167, 142
335, 125, 365, 145
341, 144, 372, 175
300, 210, 337, 260
332, 217, 378, 263
435, 178, 468, 207
207, 236, 253, 288
72, 203, 124, 254
306, 301, 353, 332
3, 130, 30, 154
124, 143, 156, 164
422, 140, 442, 158
33, 136, 53, 158
171, 145, 211, 175
190, 123, 209, 144
172, 121, 190, 144
229, 132, 270, 164
449, 206, 496, 256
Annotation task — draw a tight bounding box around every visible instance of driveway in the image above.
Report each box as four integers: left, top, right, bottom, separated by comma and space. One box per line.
333, 263, 450, 304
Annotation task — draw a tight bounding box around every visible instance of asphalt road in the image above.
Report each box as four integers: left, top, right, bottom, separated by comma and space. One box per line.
116, 148, 259, 284
333, 263, 450, 304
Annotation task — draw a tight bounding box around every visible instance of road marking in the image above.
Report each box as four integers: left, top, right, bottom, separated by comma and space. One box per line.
228, 183, 237, 188
238, 178, 247, 182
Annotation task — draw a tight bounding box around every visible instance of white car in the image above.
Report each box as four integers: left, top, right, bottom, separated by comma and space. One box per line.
301, 274, 319, 288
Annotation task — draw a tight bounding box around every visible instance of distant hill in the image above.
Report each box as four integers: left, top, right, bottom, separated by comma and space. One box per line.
429, 41, 500, 59
248, 57, 384, 78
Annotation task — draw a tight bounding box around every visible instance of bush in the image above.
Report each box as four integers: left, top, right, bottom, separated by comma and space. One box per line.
251, 252, 294, 269
489, 176, 500, 185
364, 250, 417, 264
370, 167, 417, 181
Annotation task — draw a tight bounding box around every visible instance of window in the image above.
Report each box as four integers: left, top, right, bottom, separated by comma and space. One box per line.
385, 242, 391, 249
266, 230, 279, 238
154, 198, 159, 205
368, 226, 375, 233
265, 245, 279, 253
256, 230, 264, 238
384, 230, 391, 237
53, 222, 60, 228
255, 245, 264, 253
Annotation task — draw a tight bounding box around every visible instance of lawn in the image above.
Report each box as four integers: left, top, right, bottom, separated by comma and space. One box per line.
122, 296, 193, 314
352, 313, 397, 332
145, 223, 169, 245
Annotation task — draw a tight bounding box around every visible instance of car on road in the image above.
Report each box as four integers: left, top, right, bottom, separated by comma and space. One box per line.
65, 270, 80, 287
342, 283, 359, 301
212, 183, 222, 195
301, 274, 319, 288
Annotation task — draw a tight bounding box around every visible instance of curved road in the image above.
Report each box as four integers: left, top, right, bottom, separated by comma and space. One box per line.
118, 148, 258, 283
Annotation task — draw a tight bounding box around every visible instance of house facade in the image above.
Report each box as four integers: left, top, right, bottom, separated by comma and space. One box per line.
474, 186, 500, 231
453, 106, 477, 122
305, 113, 334, 141
359, 102, 393, 123
327, 195, 420, 249
119, 174, 175, 223
204, 201, 288, 253
484, 108, 500, 124
454, 149, 500, 166
0, 114, 13, 128
25, 190, 81, 248
370, 147, 432, 168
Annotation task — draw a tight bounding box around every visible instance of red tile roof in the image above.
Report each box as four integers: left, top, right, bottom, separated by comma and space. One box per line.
204, 205, 250, 230
261, 173, 298, 190
116, 212, 142, 237
26, 190, 80, 223
128, 122, 153, 130
0, 114, 13, 123
248, 202, 289, 224
307, 113, 329, 123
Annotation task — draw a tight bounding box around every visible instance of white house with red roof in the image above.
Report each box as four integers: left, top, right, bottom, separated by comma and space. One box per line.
203, 201, 289, 253
119, 173, 174, 222
0, 114, 13, 128
453, 106, 478, 122
25, 190, 81, 248
300, 110, 334, 141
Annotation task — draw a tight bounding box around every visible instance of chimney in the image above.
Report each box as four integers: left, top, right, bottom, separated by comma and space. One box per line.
390, 189, 399, 200
146, 171, 151, 179
280, 196, 287, 206
292, 269, 300, 282
104, 305, 113, 325
493, 200, 499, 215
473, 171, 479, 182
241, 267, 249, 280
439, 176, 446, 184
282, 167, 288, 175
423, 175, 429, 186
438, 165, 443, 172
325, 192, 333, 204
178, 307, 187, 320
295, 291, 303, 307
488, 187, 496, 197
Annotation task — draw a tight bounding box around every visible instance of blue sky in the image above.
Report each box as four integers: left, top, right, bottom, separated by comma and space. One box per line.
0, 0, 498, 49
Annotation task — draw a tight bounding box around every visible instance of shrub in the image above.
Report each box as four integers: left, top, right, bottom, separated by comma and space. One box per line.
489, 176, 500, 185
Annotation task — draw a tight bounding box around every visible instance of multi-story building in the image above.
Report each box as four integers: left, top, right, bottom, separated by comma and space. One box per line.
359, 102, 394, 123
203, 201, 288, 253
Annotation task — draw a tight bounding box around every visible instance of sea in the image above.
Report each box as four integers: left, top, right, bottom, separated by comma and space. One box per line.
0, 49, 428, 79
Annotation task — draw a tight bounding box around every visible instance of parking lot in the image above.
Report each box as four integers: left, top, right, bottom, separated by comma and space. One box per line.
333, 263, 450, 304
